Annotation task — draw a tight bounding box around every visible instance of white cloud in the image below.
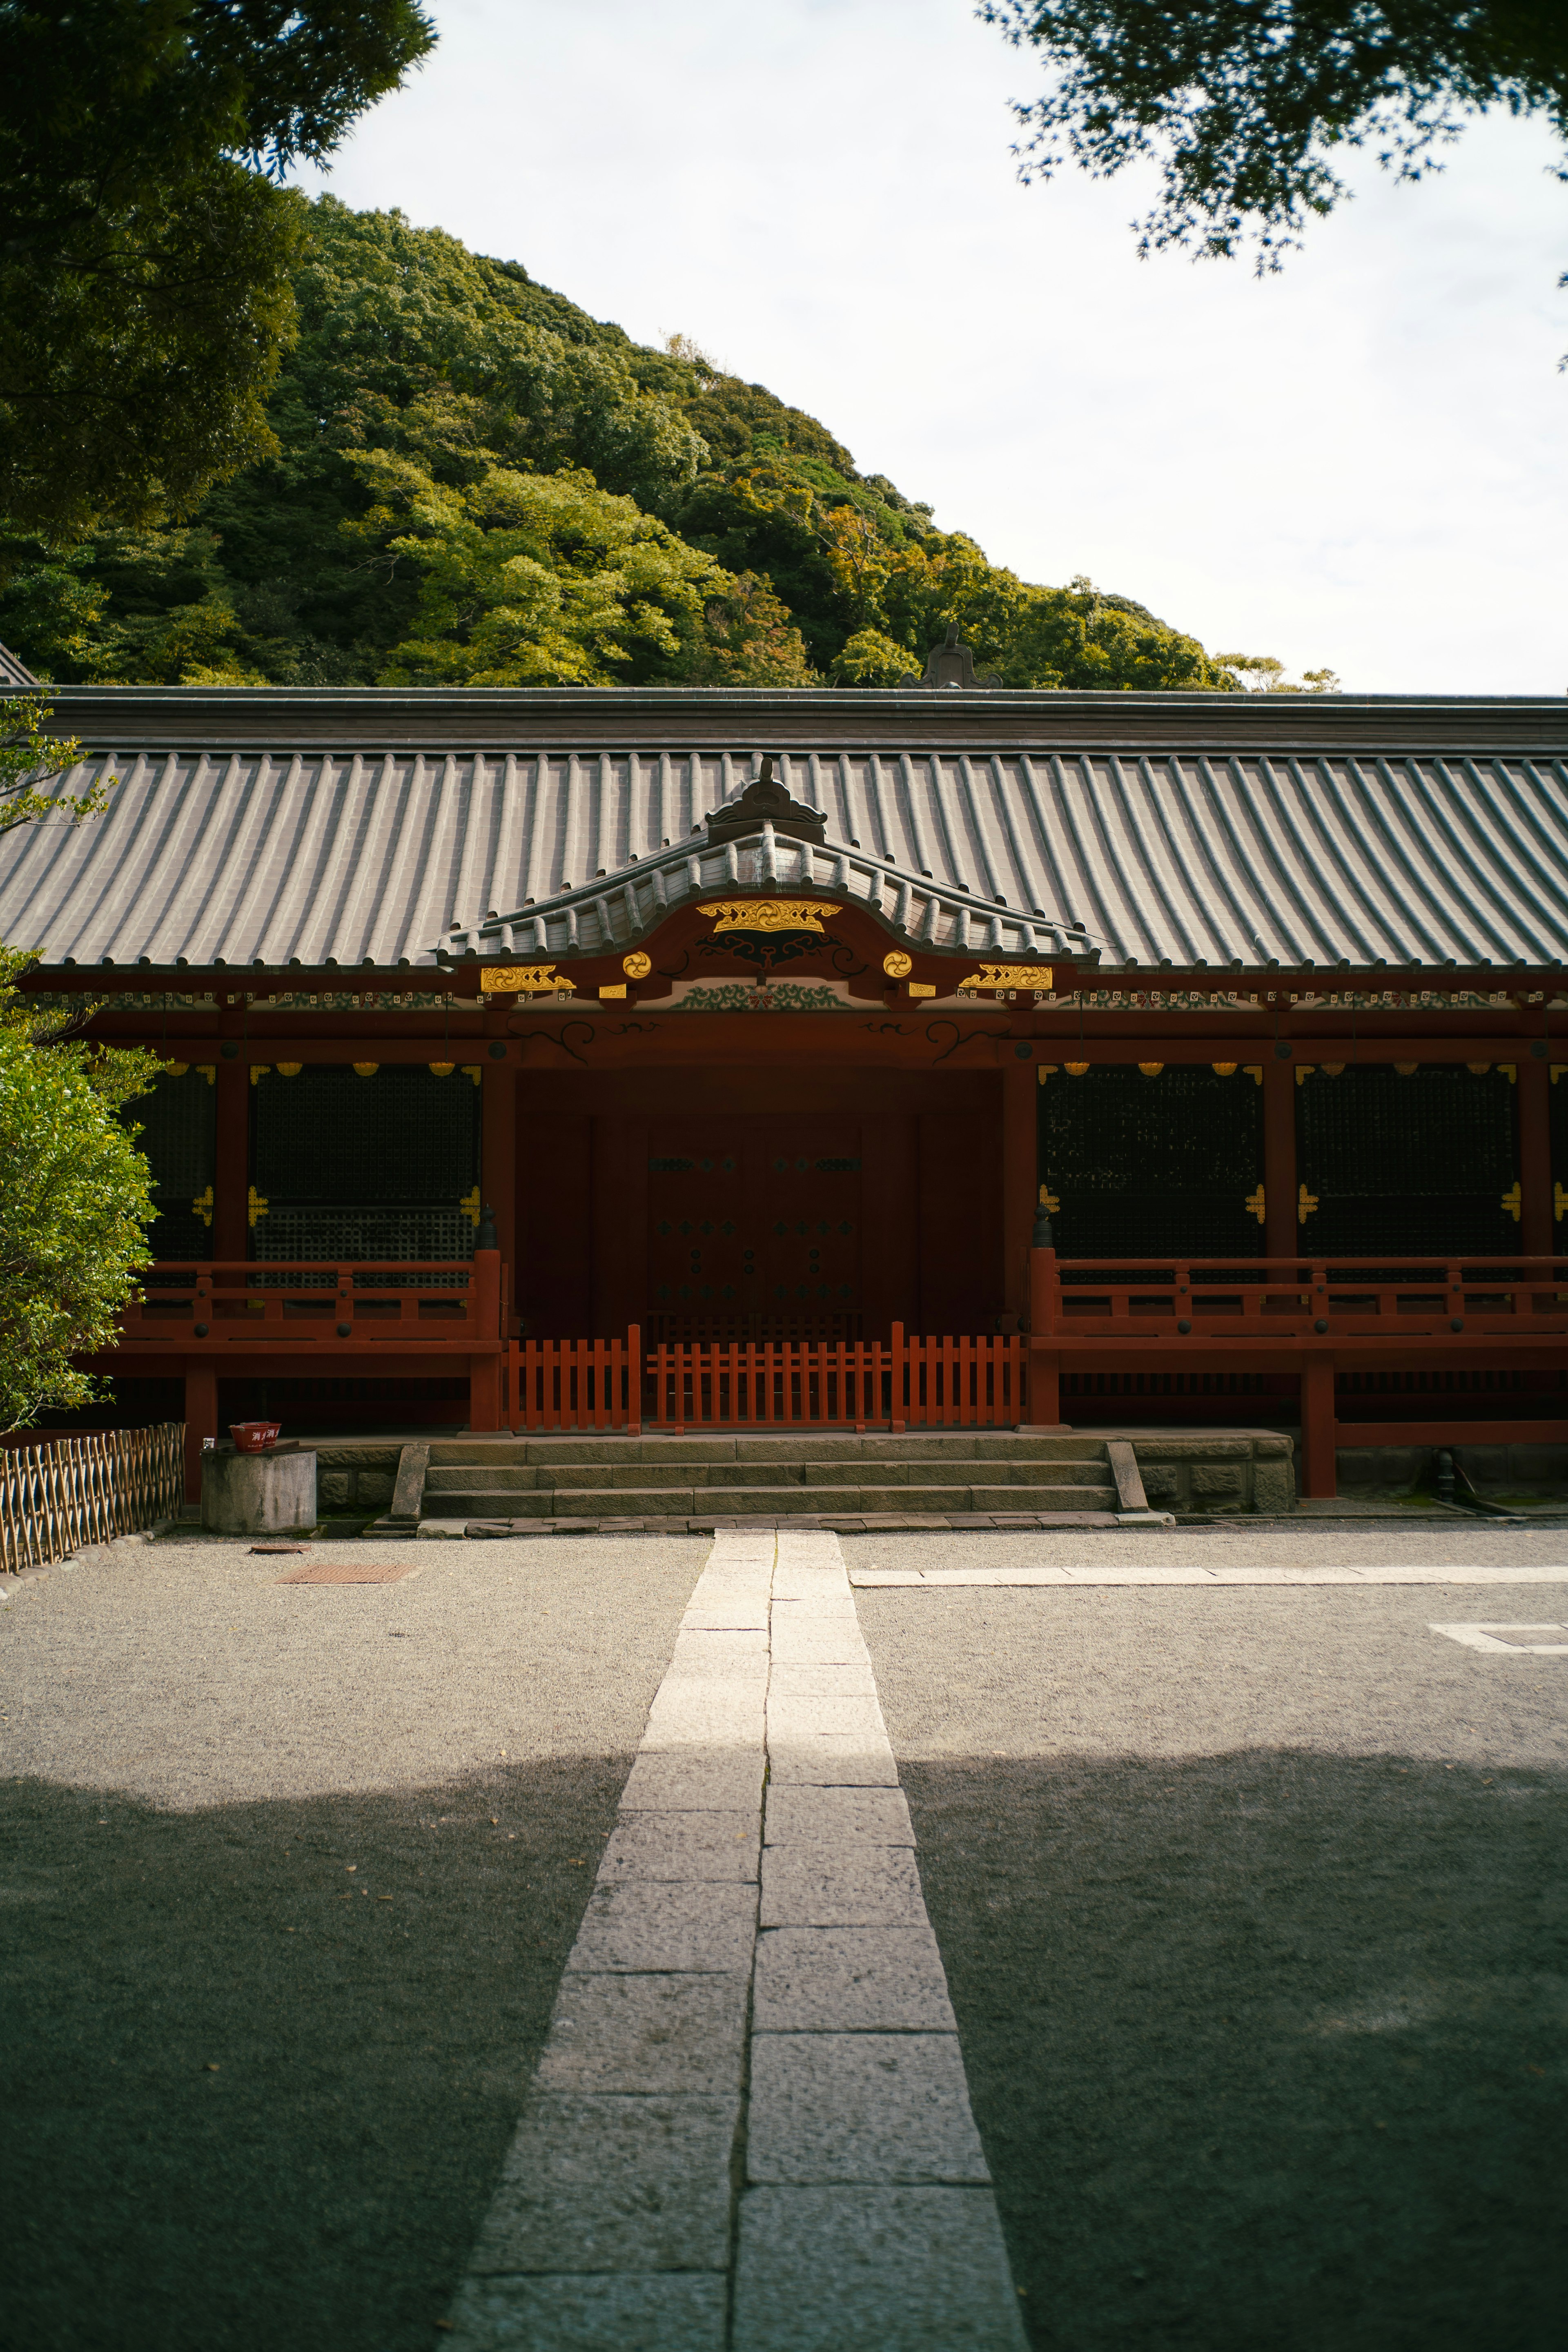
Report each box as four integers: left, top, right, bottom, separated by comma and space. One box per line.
296, 0, 1568, 691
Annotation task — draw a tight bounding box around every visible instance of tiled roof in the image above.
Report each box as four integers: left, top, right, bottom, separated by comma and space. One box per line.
2, 717, 1566, 975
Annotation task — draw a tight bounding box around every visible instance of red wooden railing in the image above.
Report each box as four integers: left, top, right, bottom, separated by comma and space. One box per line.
502, 1324, 1029, 1433
122, 1257, 505, 1345
1029, 1252, 1568, 1339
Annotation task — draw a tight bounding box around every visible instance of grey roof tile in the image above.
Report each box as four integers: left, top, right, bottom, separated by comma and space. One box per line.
2, 734, 1564, 974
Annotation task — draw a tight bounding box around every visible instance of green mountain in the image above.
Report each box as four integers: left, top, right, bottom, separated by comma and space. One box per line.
0, 198, 1238, 693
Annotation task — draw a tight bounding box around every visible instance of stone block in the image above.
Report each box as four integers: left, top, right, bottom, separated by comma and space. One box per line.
636, 1437, 739, 1463
1191, 1465, 1244, 1496
767, 1740, 899, 1788
746, 2035, 989, 2184
538, 1972, 749, 2096
732, 2185, 1027, 2351
600, 1813, 760, 1884
1138, 1465, 1181, 1500
751, 1925, 954, 2033
666, 1628, 771, 1673
764, 1787, 915, 1847
200, 1447, 316, 1536
1132, 1435, 1249, 1461
446, 2272, 726, 2352
766, 1695, 887, 1745
319, 1470, 351, 1509
1252, 1458, 1295, 1512
767, 1662, 878, 1699
641, 1696, 767, 1752
760, 1847, 925, 1929
470, 2092, 739, 2274
568, 1883, 757, 1974
619, 1751, 766, 1813
357, 1468, 392, 1505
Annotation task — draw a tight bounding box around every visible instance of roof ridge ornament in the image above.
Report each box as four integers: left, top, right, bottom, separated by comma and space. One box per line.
898, 622, 1001, 692
705, 755, 826, 846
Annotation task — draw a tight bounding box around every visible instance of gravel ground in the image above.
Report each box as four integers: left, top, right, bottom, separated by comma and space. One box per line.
1, 1530, 707, 2352
853, 1531, 1568, 2352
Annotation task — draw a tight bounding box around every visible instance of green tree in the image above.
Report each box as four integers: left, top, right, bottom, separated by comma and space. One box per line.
1216, 652, 1341, 691
0, 949, 158, 1428
353, 456, 732, 686
0, 1, 435, 538
691, 572, 818, 685
981, 2, 1568, 266
1, 695, 114, 833
0, 195, 1258, 691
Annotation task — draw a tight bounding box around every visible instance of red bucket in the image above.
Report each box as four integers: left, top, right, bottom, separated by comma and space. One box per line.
230, 1420, 281, 1454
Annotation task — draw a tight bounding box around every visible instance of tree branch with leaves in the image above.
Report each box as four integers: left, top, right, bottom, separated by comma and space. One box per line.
981, 2, 1568, 268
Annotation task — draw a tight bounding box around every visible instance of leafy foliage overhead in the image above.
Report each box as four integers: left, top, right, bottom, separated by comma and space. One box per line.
0, 197, 1258, 692
0, 1, 435, 536
981, 2, 1568, 265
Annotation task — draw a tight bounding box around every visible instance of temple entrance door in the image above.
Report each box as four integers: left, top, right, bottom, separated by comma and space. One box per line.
646, 1118, 863, 1336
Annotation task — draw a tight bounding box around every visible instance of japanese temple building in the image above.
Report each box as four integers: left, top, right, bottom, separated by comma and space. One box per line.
4, 646, 1566, 1502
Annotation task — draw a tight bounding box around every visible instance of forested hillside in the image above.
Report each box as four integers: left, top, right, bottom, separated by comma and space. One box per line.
0, 199, 1240, 693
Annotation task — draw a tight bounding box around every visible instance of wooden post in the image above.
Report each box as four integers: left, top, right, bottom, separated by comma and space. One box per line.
890, 1320, 906, 1433
1262, 1057, 1297, 1262
482, 1056, 517, 1324
213, 1061, 248, 1262
1002, 1058, 1035, 1322
1024, 1247, 1064, 1428
183, 1362, 217, 1503
1300, 1354, 1337, 1498
625, 1323, 642, 1434
469, 1235, 502, 1431
1518, 1056, 1552, 1258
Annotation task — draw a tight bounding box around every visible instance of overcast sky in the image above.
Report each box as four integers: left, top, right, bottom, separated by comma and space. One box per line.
297, 0, 1568, 695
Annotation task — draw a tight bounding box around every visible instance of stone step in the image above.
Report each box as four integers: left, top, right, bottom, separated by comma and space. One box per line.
422, 1456, 1111, 1495
425, 1432, 1105, 1466
424, 1480, 1118, 1521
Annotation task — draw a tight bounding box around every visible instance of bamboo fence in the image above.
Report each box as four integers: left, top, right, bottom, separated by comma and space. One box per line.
0, 1423, 185, 1574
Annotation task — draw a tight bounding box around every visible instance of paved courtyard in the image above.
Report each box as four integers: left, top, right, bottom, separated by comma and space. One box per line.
3, 1523, 1564, 2350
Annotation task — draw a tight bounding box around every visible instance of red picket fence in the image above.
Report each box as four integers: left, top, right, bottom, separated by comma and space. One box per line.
508, 1331, 641, 1430
503, 1325, 1029, 1433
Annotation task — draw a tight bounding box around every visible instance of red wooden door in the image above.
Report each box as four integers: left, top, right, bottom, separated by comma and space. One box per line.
647, 1120, 862, 1330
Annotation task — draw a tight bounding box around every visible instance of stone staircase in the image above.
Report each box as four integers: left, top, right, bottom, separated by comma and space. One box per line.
412, 1431, 1153, 1532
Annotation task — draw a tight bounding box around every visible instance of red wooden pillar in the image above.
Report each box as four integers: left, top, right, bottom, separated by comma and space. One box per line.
482, 1053, 517, 1322
1518, 1056, 1552, 1258
1300, 1354, 1337, 1499
183, 1361, 217, 1503
1262, 1057, 1297, 1262
469, 1244, 502, 1431
1002, 1059, 1036, 1323
213, 1060, 248, 1262
1024, 1247, 1065, 1429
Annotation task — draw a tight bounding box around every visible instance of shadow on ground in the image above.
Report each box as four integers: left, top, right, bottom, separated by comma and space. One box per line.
2, 1758, 629, 2352
902, 1751, 1567, 2352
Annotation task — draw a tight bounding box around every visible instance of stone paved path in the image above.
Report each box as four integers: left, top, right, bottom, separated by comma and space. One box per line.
448, 1528, 1027, 2351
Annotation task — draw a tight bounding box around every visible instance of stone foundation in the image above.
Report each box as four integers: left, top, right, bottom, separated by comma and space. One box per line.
1082, 1430, 1296, 1516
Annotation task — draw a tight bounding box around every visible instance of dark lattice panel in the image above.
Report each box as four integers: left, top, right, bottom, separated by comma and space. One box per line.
1552, 1069, 1568, 1228
253, 1207, 474, 1266
124, 1065, 216, 1261
252, 1066, 478, 1204
1039, 1065, 1264, 1260
1297, 1066, 1517, 1255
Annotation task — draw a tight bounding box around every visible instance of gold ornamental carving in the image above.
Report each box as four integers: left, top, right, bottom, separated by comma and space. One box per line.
955, 964, 1054, 993
622, 951, 652, 978
882, 950, 913, 979
480, 963, 575, 994
697, 899, 837, 935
